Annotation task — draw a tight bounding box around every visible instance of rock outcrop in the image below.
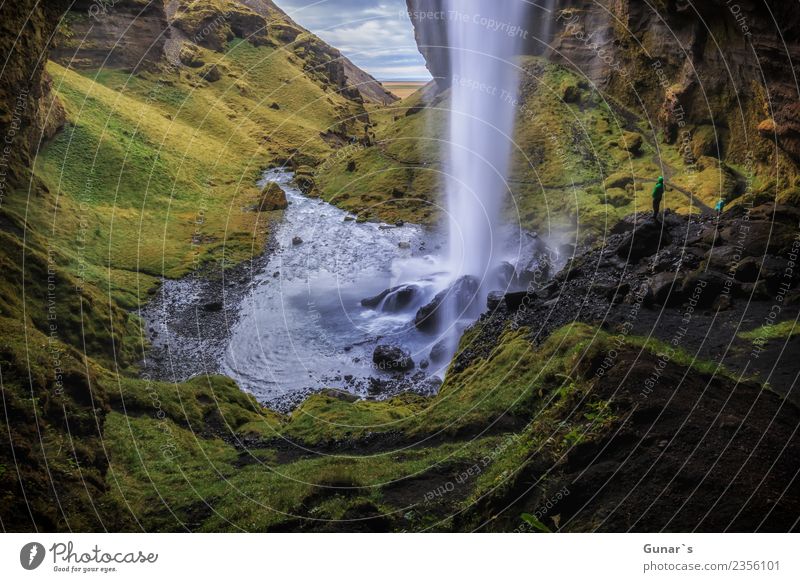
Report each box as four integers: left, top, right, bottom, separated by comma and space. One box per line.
0, 0, 69, 186
50, 0, 170, 72
49, 0, 397, 105
406, 0, 800, 179
258, 182, 288, 211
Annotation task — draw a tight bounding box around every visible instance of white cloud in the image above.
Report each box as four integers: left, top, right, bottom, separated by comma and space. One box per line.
279, 0, 431, 81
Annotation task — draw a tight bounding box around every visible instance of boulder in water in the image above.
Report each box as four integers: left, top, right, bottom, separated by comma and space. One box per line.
492, 261, 516, 288
382, 285, 421, 311
258, 182, 288, 211
373, 344, 414, 373
429, 339, 450, 363
414, 275, 480, 332
361, 285, 420, 311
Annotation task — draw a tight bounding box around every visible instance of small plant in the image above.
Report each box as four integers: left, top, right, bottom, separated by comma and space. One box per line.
520, 513, 552, 533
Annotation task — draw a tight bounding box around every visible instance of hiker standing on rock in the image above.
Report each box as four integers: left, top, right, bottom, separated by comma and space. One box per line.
652, 176, 665, 223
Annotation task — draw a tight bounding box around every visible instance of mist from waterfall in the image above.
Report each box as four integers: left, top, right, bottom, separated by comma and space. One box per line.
443, 0, 529, 291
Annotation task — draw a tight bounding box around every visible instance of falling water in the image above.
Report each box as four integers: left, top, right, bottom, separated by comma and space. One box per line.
444, 0, 529, 291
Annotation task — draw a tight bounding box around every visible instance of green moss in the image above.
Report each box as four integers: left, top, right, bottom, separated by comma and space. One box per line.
738, 320, 799, 343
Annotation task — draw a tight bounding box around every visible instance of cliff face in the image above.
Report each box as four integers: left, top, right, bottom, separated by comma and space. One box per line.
49, 0, 396, 105
0, 0, 68, 187
407, 0, 800, 183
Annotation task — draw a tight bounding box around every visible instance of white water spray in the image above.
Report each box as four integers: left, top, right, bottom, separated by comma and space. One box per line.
444, 0, 528, 290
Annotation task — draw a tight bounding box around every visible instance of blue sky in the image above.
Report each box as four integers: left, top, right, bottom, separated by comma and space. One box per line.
278, 0, 431, 81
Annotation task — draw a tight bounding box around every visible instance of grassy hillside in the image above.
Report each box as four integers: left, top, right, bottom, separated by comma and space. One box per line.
2, 0, 797, 533
30, 38, 367, 281
316, 57, 761, 237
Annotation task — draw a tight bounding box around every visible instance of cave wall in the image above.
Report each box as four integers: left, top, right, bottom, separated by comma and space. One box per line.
0, 0, 69, 188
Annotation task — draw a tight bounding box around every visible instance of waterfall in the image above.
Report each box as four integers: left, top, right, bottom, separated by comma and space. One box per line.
443, 0, 529, 291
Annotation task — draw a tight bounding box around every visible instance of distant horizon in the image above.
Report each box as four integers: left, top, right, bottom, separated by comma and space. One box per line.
279, 0, 433, 83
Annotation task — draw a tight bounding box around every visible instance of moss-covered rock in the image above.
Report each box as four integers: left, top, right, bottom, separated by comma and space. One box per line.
258, 182, 288, 211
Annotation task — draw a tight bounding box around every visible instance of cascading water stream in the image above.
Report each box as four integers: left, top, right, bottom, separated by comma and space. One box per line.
444, 0, 528, 284
437, 0, 529, 350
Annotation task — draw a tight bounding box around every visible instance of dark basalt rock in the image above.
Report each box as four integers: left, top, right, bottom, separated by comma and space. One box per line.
487, 291, 505, 310
681, 270, 730, 307
648, 272, 684, 307
504, 290, 537, 311
382, 285, 421, 312
372, 345, 414, 372
414, 276, 480, 332
361, 284, 420, 311
616, 221, 673, 261
429, 339, 449, 362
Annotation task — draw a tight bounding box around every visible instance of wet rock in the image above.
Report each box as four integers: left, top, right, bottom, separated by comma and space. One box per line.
202, 301, 223, 312
492, 261, 516, 288
734, 257, 760, 282
414, 276, 479, 332
705, 245, 741, 271
504, 289, 537, 311
294, 166, 318, 196
593, 281, 630, 304
361, 285, 420, 311
409, 375, 442, 397
398, 241, 411, 249
419, 359, 430, 370
292, 236, 303, 245
361, 287, 394, 308
721, 220, 796, 257
735, 280, 772, 300
713, 294, 733, 311
383, 285, 421, 312
258, 182, 288, 211
373, 344, 414, 373
429, 339, 449, 362
555, 260, 582, 282
487, 291, 504, 310
735, 255, 790, 284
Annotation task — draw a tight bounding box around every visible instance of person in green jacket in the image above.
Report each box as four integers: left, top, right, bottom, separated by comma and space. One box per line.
652, 176, 665, 223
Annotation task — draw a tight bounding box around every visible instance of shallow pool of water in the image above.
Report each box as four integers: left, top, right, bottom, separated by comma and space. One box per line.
220, 170, 460, 406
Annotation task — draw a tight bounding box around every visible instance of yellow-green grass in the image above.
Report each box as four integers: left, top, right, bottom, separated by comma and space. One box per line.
102, 406, 507, 531
94, 321, 639, 531
31, 39, 365, 280
316, 85, 446, 225
738, 320, 800, 343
